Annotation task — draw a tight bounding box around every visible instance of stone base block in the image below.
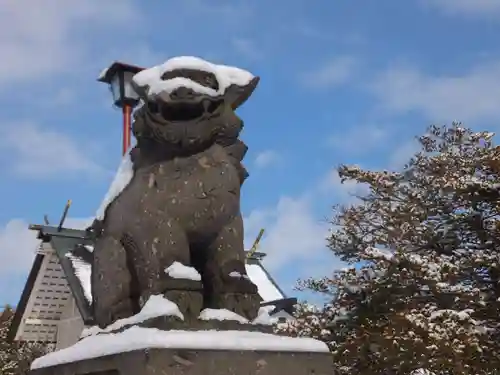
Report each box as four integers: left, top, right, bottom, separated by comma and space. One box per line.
31, 347, 334, 375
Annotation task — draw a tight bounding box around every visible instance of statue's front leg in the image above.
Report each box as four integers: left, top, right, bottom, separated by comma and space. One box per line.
91, 235, 136, 328
122, 219, 204, 322
203, 214, 261, 320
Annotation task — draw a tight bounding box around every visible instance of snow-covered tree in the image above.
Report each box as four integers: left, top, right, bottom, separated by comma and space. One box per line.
0, 306, 48, 375
280, 124, 500, 375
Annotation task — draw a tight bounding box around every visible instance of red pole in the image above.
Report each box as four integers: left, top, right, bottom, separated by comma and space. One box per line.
122, 104, 132, 156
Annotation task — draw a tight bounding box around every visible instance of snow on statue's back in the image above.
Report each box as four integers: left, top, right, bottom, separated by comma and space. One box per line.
95, 147, 134, 221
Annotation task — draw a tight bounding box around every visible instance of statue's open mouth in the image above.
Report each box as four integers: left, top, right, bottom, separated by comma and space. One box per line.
148, 98, 223, 122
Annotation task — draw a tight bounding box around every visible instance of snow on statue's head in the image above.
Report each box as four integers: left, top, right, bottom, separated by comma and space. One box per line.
131, 56, 259, 154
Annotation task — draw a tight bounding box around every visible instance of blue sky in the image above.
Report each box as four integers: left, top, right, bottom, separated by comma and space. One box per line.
2, 0, 500, 306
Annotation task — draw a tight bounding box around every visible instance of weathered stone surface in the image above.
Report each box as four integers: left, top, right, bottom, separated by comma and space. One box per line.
31, 348, 334, 375
90, 63, 262, 328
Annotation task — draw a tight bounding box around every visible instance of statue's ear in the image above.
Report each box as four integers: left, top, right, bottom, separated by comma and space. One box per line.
132, 108, 145, 137
131, 78, 150, 101
225, 76, 260, 110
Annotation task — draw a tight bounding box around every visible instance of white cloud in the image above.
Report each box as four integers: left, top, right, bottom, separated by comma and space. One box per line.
281, 21, 365, 46
182, 0, 252, 20
244, 196, 330, 270
231, 38, 263, 60
0, 0, 137, 87
369, 61, 500, 123
0, 217, 91, 278
294, 23, 331, 40
110, 44, 169, 71
48, 88, 76, 106
63, 218, 94, 230
319, 168, 369, 203
327, 125, 387, 155
388, 138, 421, 170
0, 122, 103, 179
422, 0, 500, 17
301, 56, 358, 89
0, 219, 39, 277
254, 150, 282, 169
243, 166, 367, 274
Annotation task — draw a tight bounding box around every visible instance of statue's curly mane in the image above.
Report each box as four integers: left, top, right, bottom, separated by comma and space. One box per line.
131, 102, 249, 184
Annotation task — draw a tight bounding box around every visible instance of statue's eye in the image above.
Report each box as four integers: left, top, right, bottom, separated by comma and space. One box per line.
203, 75, 218, 90
206, 78, 214, 88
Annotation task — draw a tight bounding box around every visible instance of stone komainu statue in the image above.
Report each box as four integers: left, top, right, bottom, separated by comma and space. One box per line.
90, 59, 261, 328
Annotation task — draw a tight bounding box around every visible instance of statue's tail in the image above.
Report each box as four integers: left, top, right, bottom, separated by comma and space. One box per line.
222, 139, 249, 185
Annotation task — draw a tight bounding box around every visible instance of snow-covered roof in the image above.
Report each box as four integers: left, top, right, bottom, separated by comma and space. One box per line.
65, 253, 92, 303
246, 263, 285, 302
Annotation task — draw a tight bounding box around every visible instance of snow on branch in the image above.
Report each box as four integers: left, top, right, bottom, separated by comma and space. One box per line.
283, 123, 500, 374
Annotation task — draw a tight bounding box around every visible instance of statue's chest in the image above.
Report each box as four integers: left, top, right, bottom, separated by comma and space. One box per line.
130, 147, 240, 203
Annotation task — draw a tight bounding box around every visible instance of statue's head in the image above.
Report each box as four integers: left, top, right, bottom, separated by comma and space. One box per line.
131, 56, 259, 151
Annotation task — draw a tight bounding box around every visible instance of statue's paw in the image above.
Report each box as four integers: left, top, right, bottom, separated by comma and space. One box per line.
216, 292, 261, 321
138, 278, 204, 322
164, 289, 203, 322
222, 271, 259, 295
86, 218, 104, 238
95, 299, 135, 329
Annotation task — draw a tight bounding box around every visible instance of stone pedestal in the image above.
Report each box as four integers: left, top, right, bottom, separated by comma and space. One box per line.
31, 347, 334, 375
